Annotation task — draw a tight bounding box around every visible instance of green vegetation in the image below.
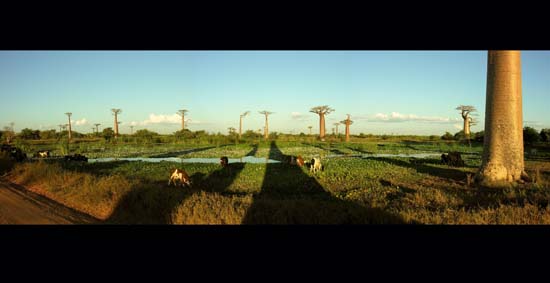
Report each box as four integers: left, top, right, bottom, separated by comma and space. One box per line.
4, 138, 549, 224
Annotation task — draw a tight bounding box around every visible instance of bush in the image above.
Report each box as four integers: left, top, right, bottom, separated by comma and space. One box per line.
540, 129, 550, 142
454, 130, 466, 140
441, 132, 454, 140
523, 127, 540, 145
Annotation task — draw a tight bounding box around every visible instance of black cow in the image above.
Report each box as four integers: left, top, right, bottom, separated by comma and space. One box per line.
220, 156, 229, 167
441, 152, 465, 167
64, 154, 88, 162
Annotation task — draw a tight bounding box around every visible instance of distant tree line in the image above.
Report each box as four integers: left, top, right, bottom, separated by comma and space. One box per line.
3, 126, 550, 146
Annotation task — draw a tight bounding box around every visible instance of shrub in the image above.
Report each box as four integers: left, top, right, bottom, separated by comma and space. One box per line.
441, 132, 454, 140
524, 127, 540, 145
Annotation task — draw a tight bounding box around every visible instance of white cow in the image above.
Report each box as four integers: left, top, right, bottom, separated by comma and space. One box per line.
309, 158, 323, 173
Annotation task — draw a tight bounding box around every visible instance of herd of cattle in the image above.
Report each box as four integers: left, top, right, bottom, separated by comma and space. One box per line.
168, 155, 326, 187
0, 145, 89, 163
2, 143, 468, 189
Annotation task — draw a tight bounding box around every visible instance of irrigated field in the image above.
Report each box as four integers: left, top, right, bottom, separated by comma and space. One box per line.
3, 138, 550, 224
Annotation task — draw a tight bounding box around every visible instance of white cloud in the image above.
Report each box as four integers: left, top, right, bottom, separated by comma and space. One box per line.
290, 112, 310, 121
127, 113, 206, 127
369, 112, 460, 123
453, 123, 463, 130
75, 118, 88, 126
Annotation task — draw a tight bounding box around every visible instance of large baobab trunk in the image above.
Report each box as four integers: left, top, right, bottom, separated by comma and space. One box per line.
239, 117, 243, 139
112, 109, 122, 138
341, 114, 353, 142
68, 117, 72, 140
345, 121, 350, 142
477, 50, 525, 184
264, 114, 269, 139
114, 114, 119, 137
258, 111, 272, 140
319, 114, 325, 139
463, 117, 470, 138
310, 106, 334, 141
177, 110, 188, 131
181, 114, 189, 131
65, 112, 72, 141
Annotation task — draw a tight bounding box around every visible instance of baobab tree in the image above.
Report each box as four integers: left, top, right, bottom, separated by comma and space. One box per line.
58, 124, 64, 133
308, 126, 313, 135
176, 109, 188, 131
129, 125, 134, 135
94, 123, 101, 136
111, 109, 122, 138
65, 112, 72, 140
228, 127, 236, 135
456, 105, 477, 139
310, 105, 334, 141
333, 123, 340, 135
258, 111, 273, 140
239, 111, 250, 139
340, 114, 353, 142
477, 50, 526, 185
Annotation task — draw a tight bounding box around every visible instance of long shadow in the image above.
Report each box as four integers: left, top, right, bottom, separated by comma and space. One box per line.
148, 144, 231, 158
245, 144, 259, 157
105, 145, 253, 224
365, 156, 468, 182
401, 141, 483, 157
345, 146, 374, 155
301, 142, 349, 156
242, 141, 407, 224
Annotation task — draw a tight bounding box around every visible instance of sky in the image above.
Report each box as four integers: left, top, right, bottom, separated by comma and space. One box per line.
0, 50, 548, 135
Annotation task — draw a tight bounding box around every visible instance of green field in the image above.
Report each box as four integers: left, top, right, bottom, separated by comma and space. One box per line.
4, 138, 550, 224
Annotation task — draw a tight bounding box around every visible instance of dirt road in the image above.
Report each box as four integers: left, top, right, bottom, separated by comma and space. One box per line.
0, 180, 99, 224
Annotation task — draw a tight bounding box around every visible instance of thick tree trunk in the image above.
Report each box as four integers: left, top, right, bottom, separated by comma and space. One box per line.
463, 115, 470, 139
181, 114, 185, 131
68, 117, 72, 140
264, 115, 268, 139
319, 114, 325, 139
477, 50, 524, 184
114, 114, 119, 137
239, 117, 243, 139
345, 123, 350, 142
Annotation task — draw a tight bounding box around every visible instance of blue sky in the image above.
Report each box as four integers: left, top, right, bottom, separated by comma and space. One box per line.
0, 51, 548, 135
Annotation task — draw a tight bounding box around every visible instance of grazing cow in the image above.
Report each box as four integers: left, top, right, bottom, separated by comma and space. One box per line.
168, 168, 192, 187
220, 156, 229, 167
296, 155, 304, 166
441, 152, 464, 167
37, 150, 51, 158
309, 157, 323, 173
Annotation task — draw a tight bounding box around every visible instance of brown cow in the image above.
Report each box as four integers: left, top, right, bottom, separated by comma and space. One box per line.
168, 168, 192, 187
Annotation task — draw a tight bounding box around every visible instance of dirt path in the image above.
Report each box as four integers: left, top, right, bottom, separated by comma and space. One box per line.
0, 180, 99, 224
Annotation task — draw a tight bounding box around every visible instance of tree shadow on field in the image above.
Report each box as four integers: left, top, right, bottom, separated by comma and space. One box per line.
241, 141, 407, 224
105, 146, 251, 224
149, 144, 231, 158
365, 156, 467, 182
245, 144, 259, 157
345, 146, 374, 155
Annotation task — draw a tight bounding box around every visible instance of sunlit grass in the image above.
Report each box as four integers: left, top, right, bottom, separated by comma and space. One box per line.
5, 139, 550, 224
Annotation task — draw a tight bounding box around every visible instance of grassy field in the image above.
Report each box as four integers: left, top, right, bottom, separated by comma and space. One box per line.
4, 138, 550, 224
